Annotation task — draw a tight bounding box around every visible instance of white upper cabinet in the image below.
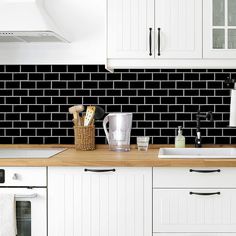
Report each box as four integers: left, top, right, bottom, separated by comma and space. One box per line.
107, 0, 202, 59
155, 0, 202, 58
204, 0, 236, 58
107, 0, 155, 58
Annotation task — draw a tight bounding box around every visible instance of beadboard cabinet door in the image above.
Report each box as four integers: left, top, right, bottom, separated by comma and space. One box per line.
153, 189, 236, 233
48, 167, 152, 236
155, 0, 202, 58
203, 0, 236, 58
107, 0, 155, 58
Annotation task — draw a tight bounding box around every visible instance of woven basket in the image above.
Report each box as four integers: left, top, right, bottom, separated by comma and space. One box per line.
74, 118, 95, 150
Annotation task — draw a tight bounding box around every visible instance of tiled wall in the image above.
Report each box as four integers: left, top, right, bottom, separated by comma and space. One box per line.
0, 64, 235, 145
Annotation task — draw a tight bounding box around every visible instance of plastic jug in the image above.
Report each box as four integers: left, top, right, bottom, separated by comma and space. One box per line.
103, 113, 132, 151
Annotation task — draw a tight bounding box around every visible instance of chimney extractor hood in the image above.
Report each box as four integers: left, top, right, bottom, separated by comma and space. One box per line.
0, 0, 68, 43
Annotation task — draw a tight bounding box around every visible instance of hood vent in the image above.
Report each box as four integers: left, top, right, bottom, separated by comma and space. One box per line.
0, 0, 68, 43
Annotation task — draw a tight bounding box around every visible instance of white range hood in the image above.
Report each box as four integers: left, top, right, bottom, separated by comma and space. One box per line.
0, 0, 68, 43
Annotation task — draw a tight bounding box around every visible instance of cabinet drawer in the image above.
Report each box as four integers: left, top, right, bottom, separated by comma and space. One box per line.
153, 167, 236, 188
0, 167, 46, 186
153, 189, 236, 233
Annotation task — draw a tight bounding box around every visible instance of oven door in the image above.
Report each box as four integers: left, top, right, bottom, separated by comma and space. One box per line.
0, 188, 47, 236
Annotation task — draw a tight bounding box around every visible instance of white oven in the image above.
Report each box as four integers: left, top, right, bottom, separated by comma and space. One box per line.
0, 167, 47, 236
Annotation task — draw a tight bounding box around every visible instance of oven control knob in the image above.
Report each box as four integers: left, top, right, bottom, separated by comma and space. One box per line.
12, 173, 18, 180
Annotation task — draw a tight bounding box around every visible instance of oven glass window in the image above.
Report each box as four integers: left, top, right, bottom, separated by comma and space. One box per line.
16, 201, 31, 236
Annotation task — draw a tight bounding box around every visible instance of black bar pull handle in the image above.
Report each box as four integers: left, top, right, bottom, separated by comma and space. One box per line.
149, 28, 152, 56
189, 169, 221, 173
84, 169, 116, 173
158, 28, 161, 56
190, 191, 220, 196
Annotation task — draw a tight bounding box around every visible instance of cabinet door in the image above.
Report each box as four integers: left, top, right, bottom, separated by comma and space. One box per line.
153, 189, 236, 233
48, 167, 152, 236
204, 0, 236, 58
107, 0, 154, 58
155, 0, 202, 58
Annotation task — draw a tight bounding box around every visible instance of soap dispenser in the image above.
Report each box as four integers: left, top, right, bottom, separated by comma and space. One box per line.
175, 126, 185, 148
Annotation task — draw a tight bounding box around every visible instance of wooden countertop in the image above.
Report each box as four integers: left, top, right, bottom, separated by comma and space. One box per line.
0, 144, 236, 167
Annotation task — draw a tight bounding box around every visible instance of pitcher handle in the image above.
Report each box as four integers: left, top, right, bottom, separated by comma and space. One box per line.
103, 114, 110, 144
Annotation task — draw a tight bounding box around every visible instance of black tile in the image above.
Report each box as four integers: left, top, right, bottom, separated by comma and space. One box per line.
52, 65, 67, 72
185, 90, 199, 96
68, 81, 82, 89
14, 73, 28, 80
130, 81, 144, 89
114, 81, 129, 89
169, 73, 183, 80
122, 105, 137, 112
169, 105, 183, 112
99, 97, 114, 104
145, 113, 160, 120
200, 90, 214, 96
200, 73, 214, 81
146, 129, 160, 136
153, 105, 168, 112
21, 65, 36, 72
153, 73, 168, 80
21, 81, 35, 89
146, 97, 160, 104
83, 97, 98, 104
122, 73, 136, 80
6, 65, 20, 72
130, 97, 145, 104
192, 97, 207, 104
177, 97, 191, 104
161, 81, 175, 88
91, 73, 106, 81
60, 73, 74, 80
161, 113, 175, 120
146, 81, 160, 89
161, 97, 175, 104
208, 97, 222, 104
177, 81, 191, 89
208, 81, 223, 89
138, 73, 152, 80
83, 65, 98, 72
107, 73, 121, 80
68, 65, 82, 72
45, 73, 59, 80
0, 73, 12, 80
122, 90, 136, 96
192, 81, 207, 89
99, 81, 113, 89
184, 73, 199, 80
169, 90, 183, 96
114, 97, 129, 104
29, 73, 43, 80
37, 65, 51, 72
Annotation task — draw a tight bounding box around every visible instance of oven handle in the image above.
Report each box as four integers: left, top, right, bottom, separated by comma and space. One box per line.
15, 193, 38, 199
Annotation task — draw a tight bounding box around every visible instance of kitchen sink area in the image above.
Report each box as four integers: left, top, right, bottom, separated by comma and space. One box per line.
0, 148, 66, 158
158, 148, 236, 159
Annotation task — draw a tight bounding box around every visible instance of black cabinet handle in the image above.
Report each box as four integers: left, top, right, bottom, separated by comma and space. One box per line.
190, 191, 220, 196
149, 28, 152, 56
158, 28, 161, 56
84, 169, 116, 173
189, 169, 221, 173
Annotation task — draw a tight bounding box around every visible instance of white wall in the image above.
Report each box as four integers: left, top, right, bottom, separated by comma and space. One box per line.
0, 0, 106, 64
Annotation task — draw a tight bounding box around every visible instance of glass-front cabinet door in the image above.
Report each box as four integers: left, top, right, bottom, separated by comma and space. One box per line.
204, 0, 236, 57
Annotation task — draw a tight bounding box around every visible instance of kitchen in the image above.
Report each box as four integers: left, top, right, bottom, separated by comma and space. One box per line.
0, 0, 236, 236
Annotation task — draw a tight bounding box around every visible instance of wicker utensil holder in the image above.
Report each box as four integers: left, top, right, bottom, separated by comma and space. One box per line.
74, 123, 95, 151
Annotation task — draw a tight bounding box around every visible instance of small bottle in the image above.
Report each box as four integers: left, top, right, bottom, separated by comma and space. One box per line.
175, 126, 185, 148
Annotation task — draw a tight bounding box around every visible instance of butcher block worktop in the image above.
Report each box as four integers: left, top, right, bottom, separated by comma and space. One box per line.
0, 144, 235, 167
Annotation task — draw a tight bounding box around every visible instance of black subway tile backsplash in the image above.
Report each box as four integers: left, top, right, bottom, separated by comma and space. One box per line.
0, 65, 234, 145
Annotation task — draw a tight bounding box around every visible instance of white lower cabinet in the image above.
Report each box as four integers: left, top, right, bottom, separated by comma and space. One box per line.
48, 167, 152, 236
153, 189, 236, 233
153, 167, 236, 235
